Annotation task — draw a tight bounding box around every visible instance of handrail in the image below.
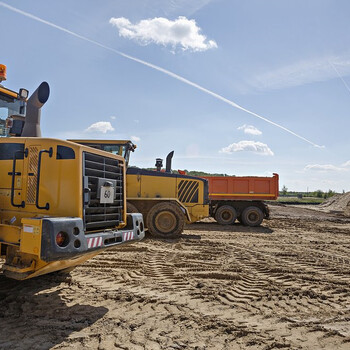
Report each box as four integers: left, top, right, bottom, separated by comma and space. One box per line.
9, 148, 28, 208
35, 147, 53, 210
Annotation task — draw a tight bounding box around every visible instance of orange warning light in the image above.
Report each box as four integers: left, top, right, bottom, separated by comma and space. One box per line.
0, 64, 6, 82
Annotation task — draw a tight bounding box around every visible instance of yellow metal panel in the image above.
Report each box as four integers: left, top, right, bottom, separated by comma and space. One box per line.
0, 86, 18, 98
24, 138, 83, 218
141, 175, 177, 198
126, 174, 141, 197
20, 218, 42, 255
0, 224, 21, 244
26, 250, 101, 279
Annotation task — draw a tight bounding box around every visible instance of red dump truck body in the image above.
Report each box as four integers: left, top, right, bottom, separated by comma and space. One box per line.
200, 173, 279, 226
202, 173, 279, 201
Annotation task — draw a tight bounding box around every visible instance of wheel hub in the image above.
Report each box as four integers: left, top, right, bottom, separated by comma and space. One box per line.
155, 211, 177, 233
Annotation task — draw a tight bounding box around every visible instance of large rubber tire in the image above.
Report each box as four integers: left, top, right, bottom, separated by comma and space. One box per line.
241, 206, 264, 227
127, 202, 139, 214
146, 202, 185, 238
215, 205, 237, 225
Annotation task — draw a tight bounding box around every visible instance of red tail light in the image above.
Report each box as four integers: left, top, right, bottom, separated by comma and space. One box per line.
56, 231, 69, 247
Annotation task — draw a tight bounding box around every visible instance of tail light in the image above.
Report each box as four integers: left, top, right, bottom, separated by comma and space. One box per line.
56, 231, 69, 247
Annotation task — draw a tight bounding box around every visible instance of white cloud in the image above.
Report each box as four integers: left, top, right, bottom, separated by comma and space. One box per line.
304, 164, 347, 172
85, 121, 115, 134
109, 16, 217, 52
110, 116, 116, 120
237, 124, 262, 136
220, 141, 274, 156
131, 135, 140, 142
251, 54, 350, 91
342, 160, 350, 167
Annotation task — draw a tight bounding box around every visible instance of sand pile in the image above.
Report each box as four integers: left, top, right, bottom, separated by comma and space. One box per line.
319, 192, 350, 215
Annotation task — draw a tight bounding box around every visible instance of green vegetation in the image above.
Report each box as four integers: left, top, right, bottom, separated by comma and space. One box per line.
182, 170, 229, 177
279, 186, 338, 200
142, 168, 230, 176
275, 196, 325, 204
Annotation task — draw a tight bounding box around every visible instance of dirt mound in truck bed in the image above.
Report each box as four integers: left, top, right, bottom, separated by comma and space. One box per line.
319, 191, 350, 215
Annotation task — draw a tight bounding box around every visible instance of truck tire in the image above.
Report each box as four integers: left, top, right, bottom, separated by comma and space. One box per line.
241, 206, 263, 227
127, 202, 138, 213
146, 202, 185, 238
215, 205, 237, 225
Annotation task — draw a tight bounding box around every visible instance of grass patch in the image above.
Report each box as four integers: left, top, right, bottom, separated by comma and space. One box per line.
272, 197, 324, 204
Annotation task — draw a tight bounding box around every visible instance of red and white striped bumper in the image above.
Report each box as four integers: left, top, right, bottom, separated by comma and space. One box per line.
123, 231, 134, 241
87, 236, 103, 249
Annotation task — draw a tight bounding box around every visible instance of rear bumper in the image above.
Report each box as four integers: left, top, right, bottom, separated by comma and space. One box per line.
41, 213, 144, 262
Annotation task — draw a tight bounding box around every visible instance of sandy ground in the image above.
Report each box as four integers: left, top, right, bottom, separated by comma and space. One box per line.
0, 204, 350, 350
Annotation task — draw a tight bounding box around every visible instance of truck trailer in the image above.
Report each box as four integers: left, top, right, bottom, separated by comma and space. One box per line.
202, 174, 279, 226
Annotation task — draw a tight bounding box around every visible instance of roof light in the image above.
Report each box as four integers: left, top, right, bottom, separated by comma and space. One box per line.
19, 88, 29, 99
0, 64, 6, 83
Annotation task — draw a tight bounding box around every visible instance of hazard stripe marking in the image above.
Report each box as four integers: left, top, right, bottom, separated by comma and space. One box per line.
87, 236, 104, 249
123, 231, 134, 241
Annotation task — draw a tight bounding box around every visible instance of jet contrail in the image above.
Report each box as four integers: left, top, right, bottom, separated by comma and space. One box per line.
0, 1, 323, 148
329, 61, 350, 96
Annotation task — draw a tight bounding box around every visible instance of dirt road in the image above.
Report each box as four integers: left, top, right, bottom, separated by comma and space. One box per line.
1, 205, 350, 350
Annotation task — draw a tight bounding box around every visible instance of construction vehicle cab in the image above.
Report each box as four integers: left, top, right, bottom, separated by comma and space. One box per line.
0, 65, 28, 138
68, 139, 136, 167
0, 66, 144, 280
70, 140, 209, 238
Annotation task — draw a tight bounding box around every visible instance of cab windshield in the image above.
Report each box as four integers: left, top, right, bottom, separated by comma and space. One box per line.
0, 93, 26, 137
81, 143, 131, 165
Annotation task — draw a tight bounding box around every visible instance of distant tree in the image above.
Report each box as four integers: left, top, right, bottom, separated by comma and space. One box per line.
324, 189, 336, 199
281, 185, 288, 195
316, 190, 324, 198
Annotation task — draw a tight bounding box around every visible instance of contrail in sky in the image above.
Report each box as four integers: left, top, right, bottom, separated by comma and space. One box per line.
0, 1, 323, 148
329, 61, 350, 96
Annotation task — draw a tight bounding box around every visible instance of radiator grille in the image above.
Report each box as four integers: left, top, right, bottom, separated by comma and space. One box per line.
83, 152, 124, 231
178, 180, 199, 203
27, 146, 39, 204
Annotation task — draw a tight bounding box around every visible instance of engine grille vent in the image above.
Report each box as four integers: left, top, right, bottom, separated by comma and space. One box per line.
27, 146, 39, 204
178, 180, 199, 203
83, 152, 124, 231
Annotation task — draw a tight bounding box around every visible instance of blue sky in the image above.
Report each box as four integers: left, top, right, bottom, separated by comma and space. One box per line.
1, 0, 350, 192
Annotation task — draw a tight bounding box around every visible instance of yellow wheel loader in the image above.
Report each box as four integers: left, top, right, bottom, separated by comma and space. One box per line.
69, 140, 209, 238
0, 66, 144, 280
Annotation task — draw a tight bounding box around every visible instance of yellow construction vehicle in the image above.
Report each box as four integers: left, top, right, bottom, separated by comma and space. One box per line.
0, 65, 144, 280
69, 140, 209, 238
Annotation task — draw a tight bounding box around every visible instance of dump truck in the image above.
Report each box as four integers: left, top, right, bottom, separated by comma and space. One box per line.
69, 140, 209, 238
0, 65, 144, 280
202, 174, 279, 226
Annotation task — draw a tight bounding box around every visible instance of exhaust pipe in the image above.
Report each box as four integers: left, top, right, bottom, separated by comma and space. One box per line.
166, 151, 174, 173
21, 82, 50, 137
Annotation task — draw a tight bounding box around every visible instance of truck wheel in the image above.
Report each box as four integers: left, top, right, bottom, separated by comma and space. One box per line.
215, 205, 237, 225
127, 202, 138, 213
241, 206, 263, 227
147, 202, 185, 238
